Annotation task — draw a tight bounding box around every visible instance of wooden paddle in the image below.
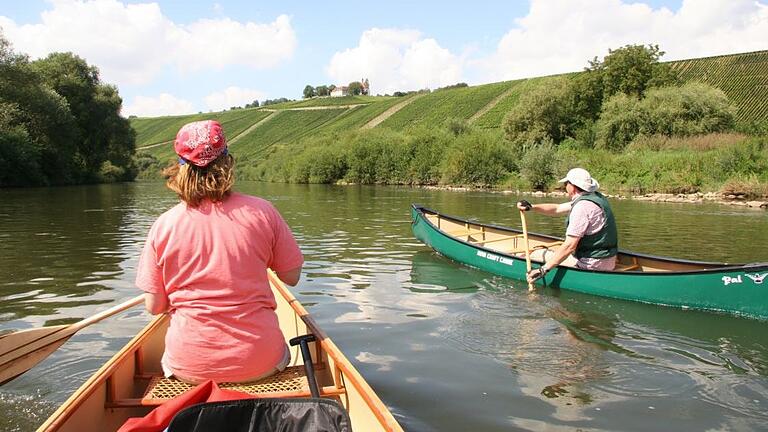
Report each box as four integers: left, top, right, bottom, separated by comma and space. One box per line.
0, 294, 145, 385
519, 210, 535, 292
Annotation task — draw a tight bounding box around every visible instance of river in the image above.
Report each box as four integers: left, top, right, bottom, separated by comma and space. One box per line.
1, 182, 767, 431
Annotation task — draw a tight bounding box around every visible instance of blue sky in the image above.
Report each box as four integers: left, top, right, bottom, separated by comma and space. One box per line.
1, 0, 765, 117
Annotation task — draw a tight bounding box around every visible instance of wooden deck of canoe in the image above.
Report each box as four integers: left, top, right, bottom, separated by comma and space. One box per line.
36, 272, 403, 432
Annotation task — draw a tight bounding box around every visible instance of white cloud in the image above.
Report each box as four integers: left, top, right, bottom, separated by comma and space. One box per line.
204, 86, 266, 112
0, 0, 296, 86
123, 93, 195, 117
326, 28, 464, 95
480, 0, 768, 82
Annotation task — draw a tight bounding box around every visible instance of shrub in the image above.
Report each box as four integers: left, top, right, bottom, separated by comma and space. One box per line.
642, 82, 735, 136
627, 132, 748, 152
503, 77, 577, 147
520, 138, 559, 190
345, 129, 409, 184
595, 82, 737, 151
594, 93, 644, 151
98, 161, 125, 183
715, 138, 766, 176
441, 130, 514, 186
444, 118, 471, 136
290, 146, 347, 184
406, 128, 452, 185
720, 175, 768, 199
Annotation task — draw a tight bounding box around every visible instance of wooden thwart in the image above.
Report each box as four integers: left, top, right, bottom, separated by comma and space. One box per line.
506, 241, 562, 255
446, 229, 485, 237
472, 234, 523, 245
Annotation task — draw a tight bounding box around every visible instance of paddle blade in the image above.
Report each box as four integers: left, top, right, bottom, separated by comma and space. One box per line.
0, 337, 69, 385
0, 325, 72, 385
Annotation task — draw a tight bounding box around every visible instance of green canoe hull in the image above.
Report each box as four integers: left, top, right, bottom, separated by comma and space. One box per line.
411, 204, 768, 320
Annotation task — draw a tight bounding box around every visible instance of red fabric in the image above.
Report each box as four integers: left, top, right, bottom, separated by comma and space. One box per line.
174, 120, 227, 167
117, 380, 254, 432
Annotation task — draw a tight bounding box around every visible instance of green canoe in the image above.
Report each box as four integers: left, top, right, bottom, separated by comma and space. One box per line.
411, 204, 768, 320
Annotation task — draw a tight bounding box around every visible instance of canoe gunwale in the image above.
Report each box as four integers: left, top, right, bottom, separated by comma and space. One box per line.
267, 272, 402, 432
411, 204, 768, 276
36, 315, 168, 431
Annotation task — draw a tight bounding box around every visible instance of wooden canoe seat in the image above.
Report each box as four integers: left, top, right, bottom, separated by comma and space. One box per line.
127, 365, 344, 407
615, 256, 642, 272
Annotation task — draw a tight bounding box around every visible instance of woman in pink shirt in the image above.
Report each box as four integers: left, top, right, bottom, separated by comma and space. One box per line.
135, 120, 304, 384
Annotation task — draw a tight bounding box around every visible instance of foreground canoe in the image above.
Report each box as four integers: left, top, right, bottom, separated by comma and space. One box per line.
37, 272, 403, 432
411, 204, 768, 320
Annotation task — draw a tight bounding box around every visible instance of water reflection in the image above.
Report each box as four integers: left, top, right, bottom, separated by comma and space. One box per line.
0, 184, 146, 325
409, 250, 768, 430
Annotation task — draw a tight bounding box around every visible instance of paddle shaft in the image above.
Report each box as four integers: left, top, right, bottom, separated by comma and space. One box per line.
70, 295, 145, 331
0, 294, 145, 385
520, 210, 534, 291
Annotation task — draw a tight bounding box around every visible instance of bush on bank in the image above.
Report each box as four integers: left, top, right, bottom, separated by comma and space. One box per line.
244, 129, 767, 197
250, 126, 515, 187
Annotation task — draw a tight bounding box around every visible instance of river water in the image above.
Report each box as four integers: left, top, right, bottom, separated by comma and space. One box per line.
1, 182, 767, 431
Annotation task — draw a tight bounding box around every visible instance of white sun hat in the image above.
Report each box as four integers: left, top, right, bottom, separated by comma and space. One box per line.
558, 168, 599, 193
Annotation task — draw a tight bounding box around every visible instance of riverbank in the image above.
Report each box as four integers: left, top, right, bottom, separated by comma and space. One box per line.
422, 186, 768, 209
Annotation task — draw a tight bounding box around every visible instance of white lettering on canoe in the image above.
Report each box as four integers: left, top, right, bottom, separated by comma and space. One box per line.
722, 275, 743, 286
477, 250, 515, 266
745, 273, 767, 284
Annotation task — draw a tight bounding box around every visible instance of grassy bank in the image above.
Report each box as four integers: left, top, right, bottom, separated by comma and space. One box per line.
245, 127, 768, 198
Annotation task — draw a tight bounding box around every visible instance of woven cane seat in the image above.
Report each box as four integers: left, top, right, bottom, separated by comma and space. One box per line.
141, 365, 309, 404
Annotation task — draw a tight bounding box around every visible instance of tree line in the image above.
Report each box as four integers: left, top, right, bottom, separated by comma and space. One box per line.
0, 32, 135, 187
303, 79, 369, 98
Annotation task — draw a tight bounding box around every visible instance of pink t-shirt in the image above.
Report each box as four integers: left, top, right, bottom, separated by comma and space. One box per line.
135, 192, 304, 382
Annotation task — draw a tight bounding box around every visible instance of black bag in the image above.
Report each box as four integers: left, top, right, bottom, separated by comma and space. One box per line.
167, 397, 352, 432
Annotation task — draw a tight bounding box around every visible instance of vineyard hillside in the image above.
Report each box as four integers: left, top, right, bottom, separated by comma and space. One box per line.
134, 49, 768, 171
669, 50, 768, 123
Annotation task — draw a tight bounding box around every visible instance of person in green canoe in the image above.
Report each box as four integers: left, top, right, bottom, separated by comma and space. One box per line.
516, 168, 618, 283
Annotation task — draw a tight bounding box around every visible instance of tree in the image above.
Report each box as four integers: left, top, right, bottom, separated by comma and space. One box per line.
503, 77, 578, 149
347, 81, 363, 95
0, 33, 80, 185
303, 85, 315, 99
32, 52, 135, 181
587, 44, 679, 100
263, 97, 291, 106
315, 85, 329, 97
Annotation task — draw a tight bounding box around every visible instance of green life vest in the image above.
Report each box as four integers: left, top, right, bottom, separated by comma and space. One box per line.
565, 191, 618, 259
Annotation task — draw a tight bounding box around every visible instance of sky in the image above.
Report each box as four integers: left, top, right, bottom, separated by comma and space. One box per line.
1, 0, 766, 117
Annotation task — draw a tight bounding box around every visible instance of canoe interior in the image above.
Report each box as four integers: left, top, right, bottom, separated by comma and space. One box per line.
421, 207, 733, 273
37, 272, 402, 432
